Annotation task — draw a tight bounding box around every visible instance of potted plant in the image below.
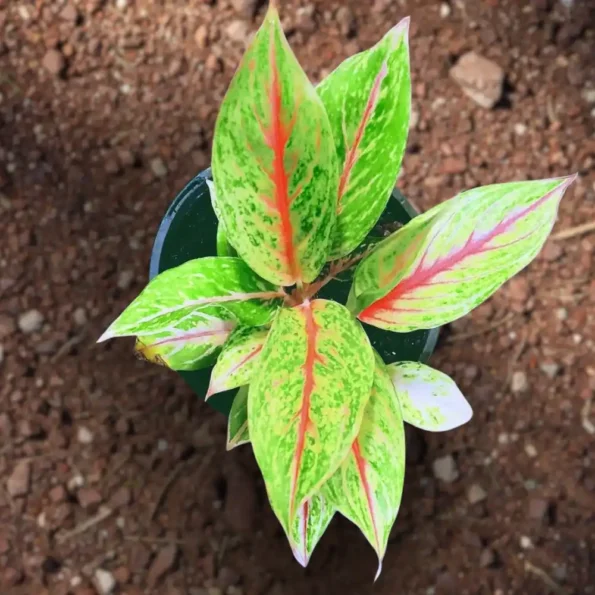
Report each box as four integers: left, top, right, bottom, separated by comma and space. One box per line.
99, 2, 576, 578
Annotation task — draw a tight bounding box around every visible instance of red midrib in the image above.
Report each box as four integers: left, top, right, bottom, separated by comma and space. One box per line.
300, 499, 309, 563
268, 39, 299, 282
147, 326, 232, 348
352, 440, 380, 551
289, 302, 319, 519
361, 189, 557, 321
337, 62, 388, 205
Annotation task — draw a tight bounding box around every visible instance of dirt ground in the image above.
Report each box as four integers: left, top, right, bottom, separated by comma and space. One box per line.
1, 0, 595, 594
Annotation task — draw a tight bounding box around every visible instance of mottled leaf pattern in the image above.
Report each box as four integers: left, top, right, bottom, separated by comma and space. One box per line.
207, 327, 268, 398
227, 386, 250, 450
325, 354, 406, 579
387, 362, 472, 431
212, 4, 338, 286
249, 299, 374, 534
98, 258, 283, 370
350, 176, 576, 331
289, 491, 335, 567
318, 18, 411, 260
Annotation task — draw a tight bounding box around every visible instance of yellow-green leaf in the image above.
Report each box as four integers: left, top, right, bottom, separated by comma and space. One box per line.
207, 327, 268, 398
325, 354, 406, 579
227, 386, 250, 450
318, 19, 411, 260
212, 4, 338, 286
249, 299, 374, 535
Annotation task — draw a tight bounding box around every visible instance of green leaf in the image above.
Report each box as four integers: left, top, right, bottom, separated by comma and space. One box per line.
317, 18, 411, 260
387, 362, 472, 431
212, 4, 338, 286
324, 354, 406, 579
98, 257, 283, 370
349, 176, 577, 331
249, 299, 374, 534
289, 492, 335, 568
207, 327, 268, 398
227, 386, 250, 450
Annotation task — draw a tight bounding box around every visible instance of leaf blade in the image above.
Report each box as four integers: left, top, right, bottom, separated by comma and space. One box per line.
387, 362, 472, 431
249, 299, 374, 534
227, 386, 250, 450
318, 19, 411, 260
207, 326, 268, 398
289, 492, 335, 568
99, 257, 282, 370
212, 5, 338, 285
351, 176, 576, 331
325, 355, 406, 579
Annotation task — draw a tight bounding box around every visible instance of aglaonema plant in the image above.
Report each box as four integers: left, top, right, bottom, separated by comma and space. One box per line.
99, 2, 576, 578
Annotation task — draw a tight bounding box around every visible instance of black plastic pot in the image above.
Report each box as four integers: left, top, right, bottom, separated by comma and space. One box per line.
150, 169, 439, 415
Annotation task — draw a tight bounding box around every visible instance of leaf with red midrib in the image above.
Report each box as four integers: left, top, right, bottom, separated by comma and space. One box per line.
212, 4, 338, 286
324, 354, 406, 580
248, 299, 374, 542
318, 18, 411, 260
349, 176, 577, 331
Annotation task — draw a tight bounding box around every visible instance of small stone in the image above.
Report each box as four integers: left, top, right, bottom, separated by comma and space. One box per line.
520, 536, 533, 549
117, 270, 134, 290
110, 486, 132, 508
432, 455, 458, 483
42, 50, 66, 76
150, 157, 168, 178
467, 483, 487, 504
336, 6, 356, 37
205, 54, 222, 73
514, 123, 527, 136
73, 307, 87, 326
77, 426, 94, 444
511, 371, 528, 393
440, 2, 452, 17
68, 473, 85, 491
230, 0, 260, 18
582, 88, 595, 104
449, 51, 505, 109
226, 20, 251, 44
195, 25, 209, 49
94, 568, 116, 595
555, 308, 568, 321
524, 443, 538, 458
498, 432, 509, 445
541, 241, 563, 261
18, 309, 44, 333
7, 461, 31, 497
157, 439, 168, 452
539, 362, 560, 379
507, 277, 530, 302
147, 544, 178, 587
116, 0, 128, 9
60, 4, 79, 23
440, 156, 467, 175
479, 548, 496, 568
112, 566, 131, 584
0, 314, 16, 339
77, 487, 102, 510
528, 498, 551, 523
49, 485, 67, 503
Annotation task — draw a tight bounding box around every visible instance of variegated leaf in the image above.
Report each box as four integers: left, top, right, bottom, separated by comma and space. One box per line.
317, 18, 411, 260
249, 299, 374, 534
387, 362, 472, 431
207, 326, 268, 398
227, 386, 250, 450
325, 354, 405, 579
212, 4, 338, 286
349, 176, 576, 331
289, 491, 335, 568
98, 257, 283, 370
208, 180, 238, 257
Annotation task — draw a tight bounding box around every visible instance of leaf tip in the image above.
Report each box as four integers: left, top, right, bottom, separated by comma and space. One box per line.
290, 543, 309, 568
96, 328, 113, 343
374, 557, 383, 582
389, 16, 411, 48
